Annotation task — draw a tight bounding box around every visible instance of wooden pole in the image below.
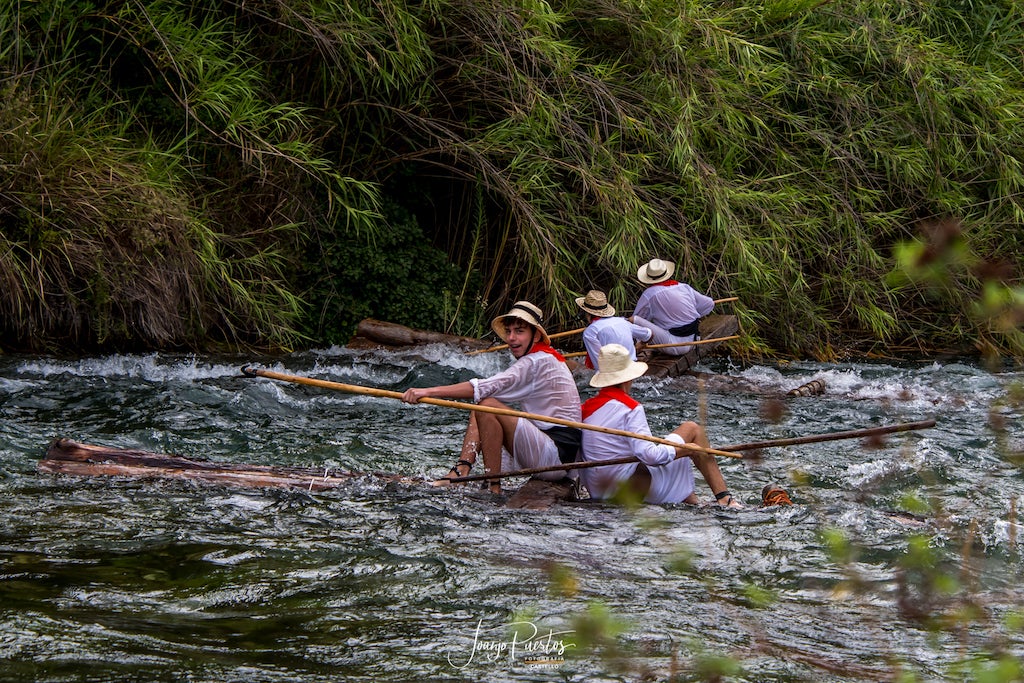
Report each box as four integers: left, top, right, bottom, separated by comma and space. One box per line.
717, 419, 936, 451
549, 327, 587, 341
241, 367, 739, 459
642, 334, 741, 351
451, 453, 679, 482
563, 335, 740, 359
468, 327, 589, 358
449, 418, 937, 482
466, 297, 739, 355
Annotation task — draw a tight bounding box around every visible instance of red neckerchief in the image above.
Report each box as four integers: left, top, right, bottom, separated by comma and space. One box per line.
582, 386, 638, 419
653, 279, 679, 287
528, 342, 567, 363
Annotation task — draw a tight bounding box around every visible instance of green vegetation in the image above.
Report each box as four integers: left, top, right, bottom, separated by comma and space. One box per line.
1, 1, 1021, 356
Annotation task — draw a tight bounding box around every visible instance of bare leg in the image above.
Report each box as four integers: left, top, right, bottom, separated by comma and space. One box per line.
434, 398, 526, 495
432, 412, 483, 486
476, 407, 509, 495
672, 421, 743, 508
459, 413, 482, 464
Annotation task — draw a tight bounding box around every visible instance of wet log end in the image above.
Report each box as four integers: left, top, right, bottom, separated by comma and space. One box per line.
786, 379, 826, 397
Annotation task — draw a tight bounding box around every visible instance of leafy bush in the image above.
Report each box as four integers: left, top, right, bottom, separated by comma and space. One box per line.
300, 199, 485, 345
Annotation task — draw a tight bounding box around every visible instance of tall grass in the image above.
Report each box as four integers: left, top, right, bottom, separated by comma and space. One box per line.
300, 0, 1022, 356
432, 0, 1024, 357
0, 71, 300, 350
0, 0, 1021, 355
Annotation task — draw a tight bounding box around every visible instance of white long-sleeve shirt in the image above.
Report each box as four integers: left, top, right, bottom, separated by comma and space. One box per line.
633, 282, 715, 355
633, 282, 714, 331
581, 317, 652, 368
471, 349, 581, 429
580, 390, 695, 504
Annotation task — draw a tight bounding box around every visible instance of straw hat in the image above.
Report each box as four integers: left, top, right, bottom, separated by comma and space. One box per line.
637, 258, 675, 284
575, 289, 615, 318
590, 344, 648, 387
490, 301, 550, 345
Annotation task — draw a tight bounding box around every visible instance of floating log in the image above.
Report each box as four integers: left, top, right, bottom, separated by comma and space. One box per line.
39, 438, 570, 508
38, 438, 400, 491
786, 379, 826, 397
642, 314, 740, 379
350, 319, 490, 351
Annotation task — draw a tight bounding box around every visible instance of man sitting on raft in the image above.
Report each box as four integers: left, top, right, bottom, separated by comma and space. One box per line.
632, 258, 715, 356
576, 289, 653, 370
401, 301, 582, 494
580, 343, 743, 507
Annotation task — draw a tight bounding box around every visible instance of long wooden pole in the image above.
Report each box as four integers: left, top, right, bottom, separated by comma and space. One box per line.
563, 335, 740, 359
717, 419, 936, 451
550, 327, 587, 341
643, 335, 741, 351
449, 418, 937, 482
468, 327, 589, 358
466, 327, 587, 356
468, 297, 740, 355
241, 367, 739, 459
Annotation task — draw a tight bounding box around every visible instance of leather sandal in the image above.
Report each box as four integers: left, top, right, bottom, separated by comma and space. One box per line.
715, 490, 743, 508
440, 459, 474, 483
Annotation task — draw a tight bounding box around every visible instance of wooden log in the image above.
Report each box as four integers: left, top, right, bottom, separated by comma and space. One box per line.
642, 314, 740, 378
787, 379, 826, 397
350, 319, 490, 351
39, 438, 413, 491
39, 438, 573, 508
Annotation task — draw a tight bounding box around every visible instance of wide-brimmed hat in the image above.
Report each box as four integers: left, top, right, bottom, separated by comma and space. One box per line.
637, 258, 675, 284
590, 343, 648, 387
490, 301, 551, 345
575, 289, 615, 317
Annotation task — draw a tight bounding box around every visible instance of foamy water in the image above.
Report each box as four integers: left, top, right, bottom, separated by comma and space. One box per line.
1, 349, 1022, 681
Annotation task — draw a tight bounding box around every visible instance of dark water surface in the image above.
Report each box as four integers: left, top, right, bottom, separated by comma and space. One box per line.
2, 346, 1023, 681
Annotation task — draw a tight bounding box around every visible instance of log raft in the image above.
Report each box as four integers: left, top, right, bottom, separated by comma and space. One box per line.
350, 315, 740, 378
642, 314, 740, 379
38, 438, 401, 491
38, 439, 576, 509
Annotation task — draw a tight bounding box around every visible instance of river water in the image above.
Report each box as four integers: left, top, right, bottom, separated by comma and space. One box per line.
1, 344, 1022, 682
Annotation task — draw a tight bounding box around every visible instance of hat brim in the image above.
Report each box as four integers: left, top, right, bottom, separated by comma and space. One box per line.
637, 261, 676, 284
575, 296, 615, 317
491, 313, 550, 346
589, 360, 648, 387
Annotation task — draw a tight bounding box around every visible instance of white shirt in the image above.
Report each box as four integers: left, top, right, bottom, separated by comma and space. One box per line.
471, 350, 581, 429
633, 282, 714, 330
581, 396, 695, 504
582, 317, 652, 368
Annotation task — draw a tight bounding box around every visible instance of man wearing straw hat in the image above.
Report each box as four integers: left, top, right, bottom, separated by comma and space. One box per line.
580, 343, 742, 507
401, 301, 582, 494
576, 289, 653, 370
633, 258, 715, 356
